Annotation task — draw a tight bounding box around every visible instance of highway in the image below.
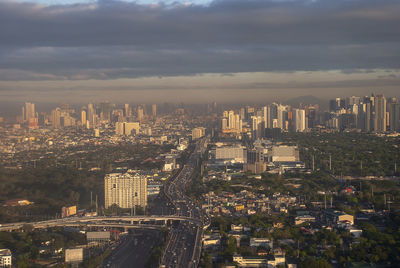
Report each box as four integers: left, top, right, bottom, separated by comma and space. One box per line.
159, 138, 209, 268
0, 138, 209, 268
102, 229, 161, 268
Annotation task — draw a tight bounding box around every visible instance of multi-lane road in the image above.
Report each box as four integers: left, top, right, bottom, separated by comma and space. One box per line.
159, 138, 208, 268
0, 138, 209, 268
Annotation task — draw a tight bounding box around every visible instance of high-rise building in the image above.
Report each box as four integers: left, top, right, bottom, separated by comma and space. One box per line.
100, 102, 112, 122
104, 172, 147, 209
137, 106, 144, 121
221, 110, 242, 133
388, 98, 399, 131
115, 122, 140, 136
81, 110, 87, 126
152, 104, 157, 117
244, 148, 266, 174
228, 110, 235, 129
277, 104, 288, 130
22, 102, 36, 122
50, 108, 61, 128
294, 109, 306, 132
251, 116, 263, 139
347, 96, 361, 106
124, 104, 132, 118
263, 105, 271, 129
222, 118, 228, 131
374, 94, 386, 132
192, 127, 205, 139
87, 103, 95, 128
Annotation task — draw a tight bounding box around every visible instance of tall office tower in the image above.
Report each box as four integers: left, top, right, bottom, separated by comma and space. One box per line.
124, 104, 132, 118
88, 103, 95, 128
222, 118, 228, 130
228, 110, 235, 129
115, 122, 140, 136
329, 98, 345, 111
277, 104, 288, 130
24, 102, 35, 122
240, 108, 245, 120
152, 104, 157, 117
336, 98, 345, 109
364, 102, 372, 132
294, 109, 306, 132
347, 96, 361, 106
374, 94, 386, 132
263, 105, 271, 129
81, 110, 87, 126
244, 148, 266, 174
252, 116, 263, 139
100, 102, 112, 122
234, 114, 241, 132
21, 106, 25, 122
387, 98, 399, 131
137, 106, 144, 121
305, 105, 318, 129
104, 172, 147, 209
50, 108, 61, 128
212, 101, 217, 113
270, 103, 278, 124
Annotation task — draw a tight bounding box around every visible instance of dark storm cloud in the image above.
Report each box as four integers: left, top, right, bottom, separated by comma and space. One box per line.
0, 0, 399, 80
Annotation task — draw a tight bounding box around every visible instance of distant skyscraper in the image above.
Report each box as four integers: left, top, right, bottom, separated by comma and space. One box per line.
104, 172, 147, 209
263, 105, 271, 129
294, 109, 306, 132
388, 98, 399, 131
221, 110, 241, 133
252, 116, 263, 139
115, 122, 140, 136
81, 110, 87, 126
374, 94, 386, 132
228, 110, 235, 129
222, 118, 228, 130
277, 104, 288, 130
124, 104, 132, 118
88, 103, 95, 128
50, 108, 61, 128
152, 104, 157, 117
347, 96, 361, 106
23, 102, 35, 122
137, 106, 144, 121
100, 102, 112, 122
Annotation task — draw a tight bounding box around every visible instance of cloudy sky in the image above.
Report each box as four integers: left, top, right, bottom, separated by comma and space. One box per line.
0, 0, 399, 103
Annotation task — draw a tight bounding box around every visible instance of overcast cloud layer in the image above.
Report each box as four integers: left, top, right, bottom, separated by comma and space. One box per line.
0, 0, 399, 103
0, 0, 399, 80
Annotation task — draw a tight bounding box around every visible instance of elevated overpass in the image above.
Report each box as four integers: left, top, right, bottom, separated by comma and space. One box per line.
0, 215, 202, 232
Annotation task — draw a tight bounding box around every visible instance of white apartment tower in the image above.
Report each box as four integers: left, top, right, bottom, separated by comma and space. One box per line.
294, 109, 306, 132
104, 172, 147, 209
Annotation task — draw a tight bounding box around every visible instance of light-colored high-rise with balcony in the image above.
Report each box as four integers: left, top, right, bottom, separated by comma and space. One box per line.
104, 172, 147, 209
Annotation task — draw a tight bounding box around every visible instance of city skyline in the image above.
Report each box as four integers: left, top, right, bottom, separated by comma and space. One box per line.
0, 0, 399, 102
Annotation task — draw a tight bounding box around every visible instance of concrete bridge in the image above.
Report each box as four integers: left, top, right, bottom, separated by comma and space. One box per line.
0, 215, 202, 232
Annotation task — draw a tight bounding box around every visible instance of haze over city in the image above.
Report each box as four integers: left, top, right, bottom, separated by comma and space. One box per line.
1, 1, 400, 268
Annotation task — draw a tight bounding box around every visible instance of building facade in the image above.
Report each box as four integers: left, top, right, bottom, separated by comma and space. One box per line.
104, 172, 147, 209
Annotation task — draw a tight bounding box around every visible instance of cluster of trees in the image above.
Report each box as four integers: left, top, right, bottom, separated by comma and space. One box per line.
0, 227, 85, 267
0, 143, 173, 222
285, 132, 400, 177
